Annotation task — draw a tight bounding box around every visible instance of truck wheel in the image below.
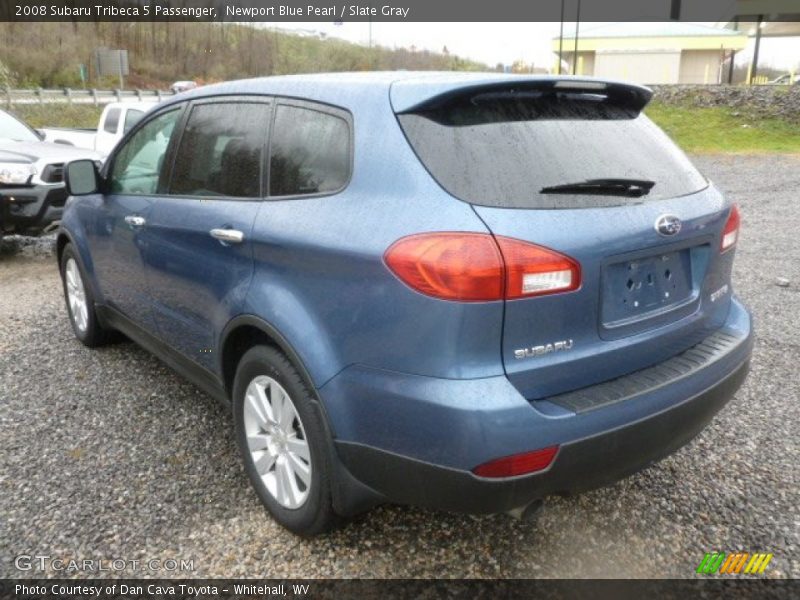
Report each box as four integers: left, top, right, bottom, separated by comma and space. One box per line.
233, 345, 338, 536
60, 244, 111, 347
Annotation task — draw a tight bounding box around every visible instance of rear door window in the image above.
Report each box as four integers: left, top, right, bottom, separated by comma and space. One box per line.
268, 103, 350, 197
398, 90, 707, 209
103, 108, 121, 134
169, 101, 270, 198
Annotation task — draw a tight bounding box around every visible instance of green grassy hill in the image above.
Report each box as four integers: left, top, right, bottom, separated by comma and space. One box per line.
0, 22, 486, 89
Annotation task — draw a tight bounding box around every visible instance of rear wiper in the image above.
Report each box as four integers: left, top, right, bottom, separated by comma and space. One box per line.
539, 178, 656, 198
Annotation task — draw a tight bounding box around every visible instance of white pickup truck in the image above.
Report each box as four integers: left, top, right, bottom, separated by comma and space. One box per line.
0, 108, 100, 238
42, 102, 156, 158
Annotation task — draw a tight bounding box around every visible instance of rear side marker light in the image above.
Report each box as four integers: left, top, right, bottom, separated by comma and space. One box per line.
720, 205, 740, 252
473, 446, 559, 478
384, 233, 580, 302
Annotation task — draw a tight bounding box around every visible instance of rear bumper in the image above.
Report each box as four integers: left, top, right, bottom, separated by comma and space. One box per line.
322, 297, 753, 514
0, 184, 67, 235
334, 358, 749, 514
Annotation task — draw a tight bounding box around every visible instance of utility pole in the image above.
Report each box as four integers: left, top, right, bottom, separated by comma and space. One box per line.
368, 2, 373, 69
118, 50, 124, 90
572, 0, 581, 75
728, 17, 738, 83
750, 15, 764, 85
670, 0, 681, 20
557, 0, 564, 74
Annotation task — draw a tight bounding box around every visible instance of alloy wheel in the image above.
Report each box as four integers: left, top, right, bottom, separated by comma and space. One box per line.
243, 375, 312, 509
65, 258, 89, 333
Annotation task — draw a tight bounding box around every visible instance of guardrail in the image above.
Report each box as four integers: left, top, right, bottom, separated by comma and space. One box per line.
3, 87, 176, 108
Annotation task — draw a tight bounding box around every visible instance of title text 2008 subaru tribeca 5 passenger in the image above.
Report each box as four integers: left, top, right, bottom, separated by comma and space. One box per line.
59, 73, 752, 535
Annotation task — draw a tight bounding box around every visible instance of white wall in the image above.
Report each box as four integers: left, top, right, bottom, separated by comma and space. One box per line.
563, 51, 596, 76
679, 50, 724, 84
594, 51, 682, 84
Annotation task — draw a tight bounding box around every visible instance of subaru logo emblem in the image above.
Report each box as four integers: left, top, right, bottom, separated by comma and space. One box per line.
655, 214, 682, 237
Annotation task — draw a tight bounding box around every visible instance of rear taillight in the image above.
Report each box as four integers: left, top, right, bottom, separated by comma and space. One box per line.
473, 446, 559, 478
383, 233, 504, 302
495, 236, 581, 299
720, 205, 740, 252
384, 233, 580, 302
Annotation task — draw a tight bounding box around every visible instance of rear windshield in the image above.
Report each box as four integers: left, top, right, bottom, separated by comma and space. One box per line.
397, 92, 707, 209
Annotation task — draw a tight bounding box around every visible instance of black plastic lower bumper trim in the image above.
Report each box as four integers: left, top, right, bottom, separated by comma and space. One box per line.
1, 185, 66, 234
335, 359, 749, 514
545, 328, 746, 414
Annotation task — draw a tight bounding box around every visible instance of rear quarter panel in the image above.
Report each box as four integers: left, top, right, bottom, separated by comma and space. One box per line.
242, 93, 505, 388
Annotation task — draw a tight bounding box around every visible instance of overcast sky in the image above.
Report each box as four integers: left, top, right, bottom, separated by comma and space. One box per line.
274, 22, 800, 71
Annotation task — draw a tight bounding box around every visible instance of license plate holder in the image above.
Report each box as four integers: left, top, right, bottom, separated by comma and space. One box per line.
602, 249, 695, 328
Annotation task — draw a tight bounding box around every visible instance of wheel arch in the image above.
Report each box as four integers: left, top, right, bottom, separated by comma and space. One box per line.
56, 228, 102, 304
56, 230, 71, 264
219, 314, 383, 516
219, 315, 319, 408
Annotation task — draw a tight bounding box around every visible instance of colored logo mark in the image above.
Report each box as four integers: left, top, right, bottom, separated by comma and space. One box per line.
696, 552, 773, 575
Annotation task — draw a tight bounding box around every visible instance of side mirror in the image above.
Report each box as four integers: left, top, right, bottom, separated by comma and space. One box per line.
65, 160, 100, 196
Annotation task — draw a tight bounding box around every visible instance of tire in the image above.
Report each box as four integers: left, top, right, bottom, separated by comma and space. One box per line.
60, 244, 111, 347
233, 345, 338, 536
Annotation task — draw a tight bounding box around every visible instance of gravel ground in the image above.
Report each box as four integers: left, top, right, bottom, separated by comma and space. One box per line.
1, 155, 798, 579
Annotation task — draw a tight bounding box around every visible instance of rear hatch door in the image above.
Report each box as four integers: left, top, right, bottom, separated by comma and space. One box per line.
395, 78, 736, 400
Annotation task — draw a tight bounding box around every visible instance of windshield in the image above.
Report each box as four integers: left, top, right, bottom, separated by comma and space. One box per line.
0, 110, 40, 142
398, 93, 707, 209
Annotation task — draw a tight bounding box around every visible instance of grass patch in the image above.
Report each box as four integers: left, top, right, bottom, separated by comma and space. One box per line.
7, 104, 104, 129
646, 102, 800, 154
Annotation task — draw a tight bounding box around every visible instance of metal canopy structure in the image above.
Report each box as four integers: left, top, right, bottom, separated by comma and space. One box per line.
724, 1, 800, 84
553, 0, 800, 85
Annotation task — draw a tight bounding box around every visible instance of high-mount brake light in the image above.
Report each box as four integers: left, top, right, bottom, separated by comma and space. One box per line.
721, 205, 740, 252
553, 80, 607, 90
384, 233, 580, 302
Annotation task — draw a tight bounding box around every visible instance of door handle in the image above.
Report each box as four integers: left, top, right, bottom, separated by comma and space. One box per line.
124, 215, 146, 227
210, 228, 244, 244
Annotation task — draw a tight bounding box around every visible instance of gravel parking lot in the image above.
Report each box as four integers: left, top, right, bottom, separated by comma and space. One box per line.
1, 155, 798, 579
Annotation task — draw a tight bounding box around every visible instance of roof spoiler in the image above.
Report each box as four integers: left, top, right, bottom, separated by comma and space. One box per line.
394, 78, 653, 116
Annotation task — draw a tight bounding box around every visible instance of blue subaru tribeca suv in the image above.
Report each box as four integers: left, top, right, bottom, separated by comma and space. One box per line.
59, 72, 752, 535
